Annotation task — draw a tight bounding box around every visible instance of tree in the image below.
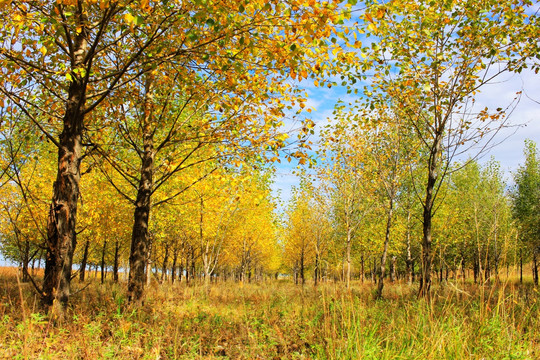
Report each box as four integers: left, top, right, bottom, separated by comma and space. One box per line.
0, 1, 200, 314
357, 0, 538, 296
511, 140, 540, 285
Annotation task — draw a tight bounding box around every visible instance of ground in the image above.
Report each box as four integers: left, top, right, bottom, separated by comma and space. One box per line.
0, 267, 539, 359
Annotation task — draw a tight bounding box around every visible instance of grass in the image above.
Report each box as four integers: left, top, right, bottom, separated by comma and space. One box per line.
0, 267, 539, 359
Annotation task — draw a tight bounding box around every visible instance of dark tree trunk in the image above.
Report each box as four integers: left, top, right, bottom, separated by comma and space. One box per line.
127, 75, 155, 303
419, 135, 442, 298
79, 240, 89, 282
314, 251, 319, 286
171, 248, 178, 284
42, 22, 88, 311
190, 246, 195, 282
100, 240, 107, 284
300, 248, 305, 286
113, 241, 120, 283
533, 251, 538, 286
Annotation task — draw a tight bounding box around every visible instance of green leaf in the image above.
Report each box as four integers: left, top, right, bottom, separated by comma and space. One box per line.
134, 15, 144, 26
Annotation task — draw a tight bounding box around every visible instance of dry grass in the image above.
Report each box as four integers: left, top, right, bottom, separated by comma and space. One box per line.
0, 267, 539, 359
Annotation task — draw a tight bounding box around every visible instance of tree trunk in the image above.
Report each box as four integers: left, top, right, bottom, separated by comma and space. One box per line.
419, 135, 442, 298
377, 198, 394, 299
79, 240, 89, 282
405, 210, 413, 285
113, 241, 120, 283
346, 228, 352, 289
41, 13, 88, 313
100, 240, 107, 284
533, 251, 538, 286
127, 74, 155, 303
171, 248, 178, 284
300, 247, 305, 286
161, 242, 169, 283
314, 251, 319, 286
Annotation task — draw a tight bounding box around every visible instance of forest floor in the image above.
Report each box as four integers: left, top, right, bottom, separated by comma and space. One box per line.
0, 267, 539, 359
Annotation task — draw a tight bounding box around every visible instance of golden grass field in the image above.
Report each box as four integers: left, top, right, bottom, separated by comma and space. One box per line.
0, 266, 539, 359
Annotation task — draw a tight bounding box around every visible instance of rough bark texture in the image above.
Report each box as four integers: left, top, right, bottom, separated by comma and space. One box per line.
42, 15, 87, 313
127, 75, 155, 303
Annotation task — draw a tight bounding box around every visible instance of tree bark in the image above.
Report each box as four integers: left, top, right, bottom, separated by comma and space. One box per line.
100, 240, 107, 284
419, 134, 442, 298
127, 74, 155, 303
171, 247, 178, 284
79, 240, 89, 282
113, 241, 120, 283
42, 11, 88, 313
533, 251, 538, 286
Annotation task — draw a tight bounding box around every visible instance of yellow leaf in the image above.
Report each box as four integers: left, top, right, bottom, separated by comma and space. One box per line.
124, 13, 135, 24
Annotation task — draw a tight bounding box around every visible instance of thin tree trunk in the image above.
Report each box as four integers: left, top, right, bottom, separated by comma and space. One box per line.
113, 241, 120, 283
419, 134, 442, 298
533, 251, 538, 286
100, 240, 107, 284
300, 247, 305, 286
161, 242, 169, 283
314, 251, 319, 286
346, 228, 352, 289
377, 198, 394, 299
405, 210, 413, 285
171, 248, 178, 284
79, 240, 89, 282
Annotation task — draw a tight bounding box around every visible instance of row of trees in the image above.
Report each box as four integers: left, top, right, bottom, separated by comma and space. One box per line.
0, 134, 281, 288
282, 141, 540, 296
0, 0, 344, 317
